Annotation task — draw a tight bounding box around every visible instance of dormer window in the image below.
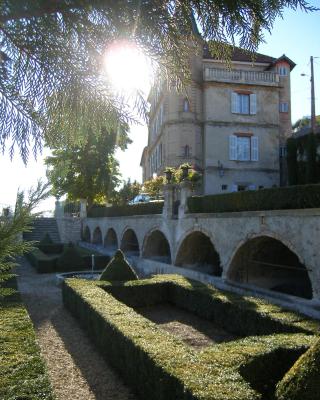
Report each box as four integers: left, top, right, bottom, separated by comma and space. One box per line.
278, 66, 288, 76
183, 98, 190, 112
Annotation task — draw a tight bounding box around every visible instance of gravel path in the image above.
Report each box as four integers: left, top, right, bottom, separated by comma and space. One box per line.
138, 304, 238, 349
15, 258, 137, 400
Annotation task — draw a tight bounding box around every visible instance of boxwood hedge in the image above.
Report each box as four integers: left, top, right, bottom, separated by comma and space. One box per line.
63, 275, 319, 400
187, 184, 320, 214
87, 201, 164, 218
26, 247, 110, 273
0, 275, 54, 399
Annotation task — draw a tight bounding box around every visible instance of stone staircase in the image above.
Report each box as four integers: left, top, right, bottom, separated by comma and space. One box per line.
23, 218, 61, 243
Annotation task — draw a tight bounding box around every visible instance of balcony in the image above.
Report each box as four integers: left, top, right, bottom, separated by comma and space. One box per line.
204, 67, 279, 86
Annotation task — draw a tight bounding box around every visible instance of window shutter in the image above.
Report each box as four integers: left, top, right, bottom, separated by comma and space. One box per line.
231, 184, 238, 192
251, 136, 259, 161
231, 92, 238, 113
229, 135, 237, 160
250, 94, 257, 115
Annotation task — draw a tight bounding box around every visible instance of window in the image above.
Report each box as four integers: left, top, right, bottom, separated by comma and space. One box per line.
183, 98, 190, 112
231, 92, 257, 115
221, 184, 228, 191
278, 66, 288, 76
229, 135, 259, 161
182, 145, 191, 157
280, 146, 287, 158
279, 102, 289, 113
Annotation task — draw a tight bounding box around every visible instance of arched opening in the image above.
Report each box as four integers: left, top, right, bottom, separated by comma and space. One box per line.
83, 226, 91, 242
175, 231, 222, 276
92, 227, 102, 245
228, 236, 312, 299
143, 230, 171, 264
120, 229, 139, 256
104, 228, 118, 249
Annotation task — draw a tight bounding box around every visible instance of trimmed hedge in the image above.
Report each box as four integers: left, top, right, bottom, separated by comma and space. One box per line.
63, 275, 319, 400
0, 275, 54, 399
187, 184, 320, 214
275, 337, 320, 400
27, 247, 110, 273
37, 243, 64, 254
88, 201, 164, 218
26, 248, 56, 273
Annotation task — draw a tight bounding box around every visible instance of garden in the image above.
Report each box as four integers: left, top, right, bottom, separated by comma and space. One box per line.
62, 253, 320, 400
25, 233, 110, 273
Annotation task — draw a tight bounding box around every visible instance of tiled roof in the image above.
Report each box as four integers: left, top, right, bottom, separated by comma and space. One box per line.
203, 43, 276, 64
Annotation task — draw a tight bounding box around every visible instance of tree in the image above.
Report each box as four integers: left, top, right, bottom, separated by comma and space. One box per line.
292, 115, 320, 131
0, 180, 50, 274
143, 176, 165, 198
45, 125, 130, 207
0, 1, 316, 161
111, 179, 142, 205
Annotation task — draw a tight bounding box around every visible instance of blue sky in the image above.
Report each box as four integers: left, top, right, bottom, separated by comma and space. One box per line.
0, 3, 319, 211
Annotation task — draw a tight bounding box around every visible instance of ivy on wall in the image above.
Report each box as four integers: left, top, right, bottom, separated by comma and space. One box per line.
287, 133, 320, 185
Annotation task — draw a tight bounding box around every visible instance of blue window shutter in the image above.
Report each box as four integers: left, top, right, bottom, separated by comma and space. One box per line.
251, 136, 259, 161
231, 92, 238, 113
229, 135, 237, 160
250, 94, 257, 115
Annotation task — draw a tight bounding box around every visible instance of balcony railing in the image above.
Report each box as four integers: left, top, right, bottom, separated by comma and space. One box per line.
204, 67, 279, 85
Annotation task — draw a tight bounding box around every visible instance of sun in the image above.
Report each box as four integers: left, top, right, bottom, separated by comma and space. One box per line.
103, 40, 154, 94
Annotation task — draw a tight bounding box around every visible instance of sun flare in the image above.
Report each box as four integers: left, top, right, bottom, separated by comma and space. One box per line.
104, 41, 153, 94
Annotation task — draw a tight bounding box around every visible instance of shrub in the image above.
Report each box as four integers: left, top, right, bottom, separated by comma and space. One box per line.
88, 201, 164, 217
63, 275, 319, 400
0, 275, 54, 399
187, 184, 320, 214
26, 248, 56, 273
38, 243, 64, 254
275, 337, 320, 400
38, 233, 64, 254
56, 242, 85, 272
40, 232, 53, 244
99, 249, 138, 281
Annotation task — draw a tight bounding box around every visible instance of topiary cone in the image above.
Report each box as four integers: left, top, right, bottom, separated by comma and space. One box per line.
99, 249, 138, 282
40, 232, 53, 245
275, 337, 320, 400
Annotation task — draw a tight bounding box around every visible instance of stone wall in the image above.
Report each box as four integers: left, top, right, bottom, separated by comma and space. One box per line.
83, 208, 320, 302
56, 217, 82, 243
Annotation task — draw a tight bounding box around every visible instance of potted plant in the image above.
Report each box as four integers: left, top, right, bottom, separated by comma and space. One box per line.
164, 167, 175, 184
180, 163, 191, 180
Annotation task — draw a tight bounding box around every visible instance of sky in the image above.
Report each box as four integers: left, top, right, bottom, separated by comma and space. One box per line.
0, 2, 319, 212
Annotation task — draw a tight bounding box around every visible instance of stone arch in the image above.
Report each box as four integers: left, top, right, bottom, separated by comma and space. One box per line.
104, 228, 118, 249
175, 230, 222, 276
120, 228, 140, 256
92, 226, 103, 245
142, 229, 171, 264
228, 234, 313, 299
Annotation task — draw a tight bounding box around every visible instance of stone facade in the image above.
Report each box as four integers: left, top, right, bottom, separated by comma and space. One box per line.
141, 45, 295, 194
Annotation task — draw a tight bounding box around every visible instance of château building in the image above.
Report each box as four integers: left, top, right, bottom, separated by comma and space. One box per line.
140, 42, 295, 194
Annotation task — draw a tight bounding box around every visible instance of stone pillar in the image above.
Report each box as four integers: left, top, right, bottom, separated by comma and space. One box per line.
80, 199, 87, 218
162, 184, 175, 219
54, 201, 64, 219
178, 181, 193, 218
